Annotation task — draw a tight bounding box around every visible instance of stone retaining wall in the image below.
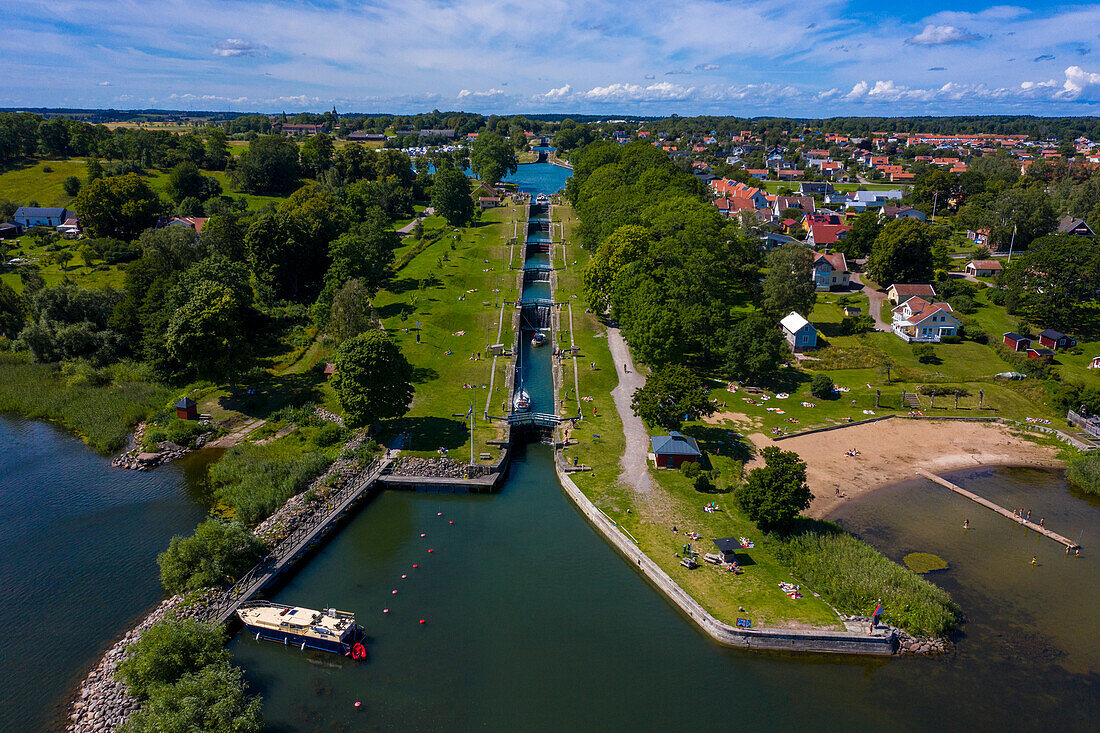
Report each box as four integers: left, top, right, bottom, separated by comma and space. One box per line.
553, 454, 896, 656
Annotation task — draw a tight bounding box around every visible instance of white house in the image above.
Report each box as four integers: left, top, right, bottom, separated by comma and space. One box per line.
891, 297, 960, 343
812, 252, 849, 290
781, 311, 818, 352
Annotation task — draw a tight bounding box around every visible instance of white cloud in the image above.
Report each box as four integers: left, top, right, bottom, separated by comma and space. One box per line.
457, 88, 506, 99
1057, 65, 1100, 99
583, 82, 695, 102
97, 81, 110, 86
543, 84, 572, 99
907, 24, 980, 45
695, 63, 720, 71
211, 38, 266, 57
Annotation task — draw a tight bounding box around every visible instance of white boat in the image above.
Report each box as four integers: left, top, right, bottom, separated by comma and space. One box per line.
237, 601, 364, 658
531, 331, 546, 347
535, 193, 549, 204
513, 387, 531, 412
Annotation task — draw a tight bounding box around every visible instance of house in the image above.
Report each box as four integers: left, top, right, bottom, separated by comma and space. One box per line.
759, 232, 799, 250
0, 222, 22, 239
812, 252, 849, 290
842, 305, 862, 317
965, 260, 1003, 278
745, 169, 768, 179
1057, 216, 1095, 237
773, 196, 815, 217
281, 123, 324, 136
967, 228, 990, 246
478, 196, 501, 210
14, 207, 68, 228
650, 431, 703, 468
1037, 329, 1076, 350
880, 205, 926, 221
781, 311, 818, 351
174, 397, 198, 420
1002, 332, 1032, 352
798, 182, 834, 196
165, 216, 209, 233
805, 223, 850, 248
712, 537, 741, 563
891, 297, 960, 342
884, 279, 937, 301
1027, 347, 1054, 362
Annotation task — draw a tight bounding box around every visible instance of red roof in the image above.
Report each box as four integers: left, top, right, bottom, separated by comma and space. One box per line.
808, 223, 850, 245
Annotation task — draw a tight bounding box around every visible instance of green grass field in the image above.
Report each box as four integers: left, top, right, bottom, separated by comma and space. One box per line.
0, 160, 87, 207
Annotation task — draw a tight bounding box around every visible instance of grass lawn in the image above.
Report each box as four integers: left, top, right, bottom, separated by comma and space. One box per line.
0, 159, 87, 207
144, 168, 287, 210
370, 204, 525, 459
1, 233, 128, 293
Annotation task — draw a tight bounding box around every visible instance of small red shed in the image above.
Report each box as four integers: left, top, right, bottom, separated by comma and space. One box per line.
1027, 347, 1054, 362
1002, 332, 1031, 352
174, 397, 198, 420
650, 431, 703, 468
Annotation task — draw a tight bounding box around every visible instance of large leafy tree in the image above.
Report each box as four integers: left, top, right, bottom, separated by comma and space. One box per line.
726, 313, 786, 385
231, 134, 300, 194
762, 243, 816, 321
582, 224, 650, 311
164, 280, 248, 379
469, 130, 518, 186
164, 161, 222, 204
74, 173, 162, 240
332, 331, 414, 427
299, 132, 335, 177
736, 446, 813, 532
835, 210, 881, 259
0, 280, 24, 338
631, 364, 716, 430
327, 207, 398, 294
157, 519, 265, 595
431, 167, 474, 226
329, 279, 378, 341
1003, 234, 1100, 331
865, 218, 937, 286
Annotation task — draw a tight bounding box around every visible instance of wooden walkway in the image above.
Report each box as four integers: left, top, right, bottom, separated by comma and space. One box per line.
917, 470, 1080, 549
203, 456, 393, 626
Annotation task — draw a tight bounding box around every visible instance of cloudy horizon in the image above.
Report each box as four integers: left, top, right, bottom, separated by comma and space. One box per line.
3, 1, 1100, 116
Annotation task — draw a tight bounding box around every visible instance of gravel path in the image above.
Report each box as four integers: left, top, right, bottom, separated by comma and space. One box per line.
850, 274, 890, 332
397, 207, 434, 234
606, 325, 652, 493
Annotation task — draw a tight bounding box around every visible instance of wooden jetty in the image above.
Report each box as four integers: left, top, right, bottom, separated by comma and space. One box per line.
203, 456, 393, 626
917, 470, 1080, 549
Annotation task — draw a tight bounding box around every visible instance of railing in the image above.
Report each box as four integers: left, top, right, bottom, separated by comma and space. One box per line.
1068, 410, 1100, 439
199, 459, 384, 624
507, 412, 560, 426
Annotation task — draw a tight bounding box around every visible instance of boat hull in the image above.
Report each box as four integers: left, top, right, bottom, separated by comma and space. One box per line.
242, 622, 355, 654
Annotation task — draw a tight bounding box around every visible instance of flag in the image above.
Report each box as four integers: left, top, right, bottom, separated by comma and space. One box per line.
873, 603, 883, 617
467, 406, 474, 418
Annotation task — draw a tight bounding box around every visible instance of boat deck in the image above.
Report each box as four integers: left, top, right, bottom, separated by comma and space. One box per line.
239, 603, 356, 641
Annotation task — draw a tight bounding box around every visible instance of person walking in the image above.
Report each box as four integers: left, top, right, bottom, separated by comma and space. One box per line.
869, 599, 883, 634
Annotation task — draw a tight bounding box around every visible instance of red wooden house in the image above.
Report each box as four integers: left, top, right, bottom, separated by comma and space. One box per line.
1002, 332, 1032, 352
1037, 329, 1076, 350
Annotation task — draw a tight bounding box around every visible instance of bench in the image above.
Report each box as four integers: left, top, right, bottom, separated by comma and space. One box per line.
479, 452, 492, 460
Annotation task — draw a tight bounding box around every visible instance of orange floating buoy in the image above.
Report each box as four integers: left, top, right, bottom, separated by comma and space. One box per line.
401, 574, 407, 579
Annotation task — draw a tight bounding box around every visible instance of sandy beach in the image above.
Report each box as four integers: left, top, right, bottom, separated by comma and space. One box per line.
746, 418, 1064, 518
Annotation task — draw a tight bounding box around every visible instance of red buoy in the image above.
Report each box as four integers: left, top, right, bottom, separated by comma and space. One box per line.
412, 564, 419, 568
419, 619, 426, 624
449, 521, 454, 524
428, 549, 434, 553
392, 589, 397, 594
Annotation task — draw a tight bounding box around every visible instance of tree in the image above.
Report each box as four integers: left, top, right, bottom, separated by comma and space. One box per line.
123, 661, 262, 733
62, 175, 81, 197
431, 167, 474, 226
116, 619, 228, 698
582, 224, 650, 311
630, 364, 716, 430
231, 134, 299, 194
329, 279, 377, 341
470, 130, 517, 186
327, 208, 399, 294
74, 174, 162, 240
865, 218, 936, 286
1002, 234, 1100, 330
810, 373, 835, 398
0, 280, 23, 338
762, 243, 816, 320
725, 313, 786, 385
835, 210, 881, 258
157, 519, 264, 595
165, 161, 221, 203
299, 132, 335, 176
332, 331, 413, 427
735, 446, 813, 532
164, 281, 248, 379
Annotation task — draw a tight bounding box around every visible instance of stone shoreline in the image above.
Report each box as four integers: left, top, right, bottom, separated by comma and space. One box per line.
110, 421, 213, 471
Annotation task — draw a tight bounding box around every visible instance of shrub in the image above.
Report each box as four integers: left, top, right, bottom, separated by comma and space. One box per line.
694, 472, 714, 492
810, 373, 835, 399
681, 461, 701, 478
1068, 451, 1100, 495
736, 446, 812, 531
772, 529, 962, 637
912, 343, 937, 363
164, 418, 206, 447
312, 422, 344, 447
939, 334, 962, 345
157, 519, 265, 594
839, 315, 874, 335
122, 660, 262, 733
986, 287, 1007, 306
949, 294, 975, 314
116, 619, 228, 699
208, 443, 331, 526
62, 175, 81, 196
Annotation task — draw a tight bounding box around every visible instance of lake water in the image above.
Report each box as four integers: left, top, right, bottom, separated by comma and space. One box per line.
504, 162, 572, 198
0, 415, 212, 731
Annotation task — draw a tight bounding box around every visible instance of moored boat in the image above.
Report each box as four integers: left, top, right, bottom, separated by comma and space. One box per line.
513, 387, 531, 412
531, 331, 546, 347
237, 601, 364, 657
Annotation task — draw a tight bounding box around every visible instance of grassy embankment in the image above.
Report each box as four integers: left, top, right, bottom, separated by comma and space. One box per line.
0, 353, 173, 452
370, 203, 523, 458
553, 202, 961, 636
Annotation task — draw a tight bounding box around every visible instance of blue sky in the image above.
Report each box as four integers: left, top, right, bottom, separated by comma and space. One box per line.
3, 1, 1100, 115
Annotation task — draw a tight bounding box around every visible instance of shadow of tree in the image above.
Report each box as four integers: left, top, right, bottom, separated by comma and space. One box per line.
411, 366, 439, 384
376, 302, 417, 321
218, 368, 324, 419
684, 424, 754, 462
383, 416, 469, 451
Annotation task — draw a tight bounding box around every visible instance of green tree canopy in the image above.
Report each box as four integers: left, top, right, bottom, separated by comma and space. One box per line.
332, 330, 414, 427
470, 130, 518, 186
74, 173, 162, 240
1003, 234, 1100, 330
299, 132, 335, 177
329, 279, 378, 341
165, 161, 222, 204
116, 619, 228, 699
735, 446, 814, 532
231, 134, 300, 194
122, 660, 262, 733
762, 243, 816, 321
157, 519, 265, 595
725, 312, 786, 385
865, 218, 937, 286
431, 167, 474, 226
835, 210, 881, 259
630, 364, 716, 430
582, 224, 651, 311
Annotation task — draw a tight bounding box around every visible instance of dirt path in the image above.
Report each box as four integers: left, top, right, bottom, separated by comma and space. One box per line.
207, 418, 266, 448
606, 325, 653, 494
850, 274, 890, 332
396, 207, 434, 235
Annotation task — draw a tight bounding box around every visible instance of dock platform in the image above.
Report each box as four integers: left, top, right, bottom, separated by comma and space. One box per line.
917, 470, 1080, 549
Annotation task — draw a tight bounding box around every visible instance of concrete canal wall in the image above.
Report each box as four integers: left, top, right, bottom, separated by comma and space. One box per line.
553, 457, 897, 656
